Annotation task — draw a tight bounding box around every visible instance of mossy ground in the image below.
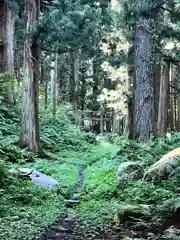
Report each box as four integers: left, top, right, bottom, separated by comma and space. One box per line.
1, 105, 180, 240
0, 140, 118, 240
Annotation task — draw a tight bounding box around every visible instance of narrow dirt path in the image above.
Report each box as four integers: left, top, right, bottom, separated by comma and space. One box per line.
42, 207, 76, 240
42, 142, 120, 240
42, 205, 122, 240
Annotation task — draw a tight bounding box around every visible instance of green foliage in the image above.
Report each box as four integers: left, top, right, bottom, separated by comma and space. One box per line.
0, 73, 14, 100
0, 181, 65, 240
0, 167, 65, 240
41, 105, 95, 151
119, 181, 175, 205
75, 134, 180, 238
0, 144, 37, 163
0, 103, 97, 239
0, 160, 7, 185
2, 100, 180, 239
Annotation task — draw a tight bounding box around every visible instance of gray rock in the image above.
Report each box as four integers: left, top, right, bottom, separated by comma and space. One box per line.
96, 134, 104, 142
30, 170, 58, 188
116, 162, 143, 184
65, 199, 79, 208
9, 168, 58, 189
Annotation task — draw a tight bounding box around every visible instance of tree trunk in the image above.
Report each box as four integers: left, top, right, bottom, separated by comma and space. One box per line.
16, 42, 21, 87
20, 0, 40, 153
156, 61, 170, 137
112, 111, 120, 134
40, 62, 45, 84
79, 71, 86, 128
100, 111, 104, 134
168, 63, 174, 131
52, 54, 58, 116
74, 49, 80, 111
0, 1, 14, 102
127, 45, 135, 139
58, 54, 68, 102
45, 78, 48, 109
153, 8, 163, 136
92, 57, 100, 111
177, 92, 180, 131
69, 50, 80, 110
133, 17, 154, 141
0, 2, 14, 73
174, 90, 177, 131
57, 54, 63, 102
43, 59, 50, 109
154, 61, 161, 134
69, 51, 76, 106
177, 67, 180, 131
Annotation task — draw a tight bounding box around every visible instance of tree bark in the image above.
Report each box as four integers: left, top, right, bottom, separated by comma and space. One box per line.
69, 50, 80, 110
92, 57, 100, 111
58, 54, 68, 102
16, 42, 21, 87
127, 45, 135, 139
176, 67, 180, 131
52, 54, 58, 116
100, 111, 104, 134
20, 0, 40, 153
40, 62, 45, 84
153, 8, 163, 136
0, 1, 14, 102
69, 51, 76, 106
57, 54, 62, 102
45, 77, 48, 109
154, 61, 161, 133
112, 111, 120, 134
0, 1, 14, 73
43, 58, 50, 109
156, 61, 170, 137
168, 63, 174, 131
133, 17, 155, 141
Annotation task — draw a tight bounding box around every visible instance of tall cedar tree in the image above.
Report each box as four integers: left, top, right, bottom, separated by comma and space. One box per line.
20, 0, 40, 153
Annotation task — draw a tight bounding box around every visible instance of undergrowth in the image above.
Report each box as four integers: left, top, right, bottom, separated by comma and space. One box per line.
74, 135, 180, 239
0, 103, 97, 240
1, 98, 180, 240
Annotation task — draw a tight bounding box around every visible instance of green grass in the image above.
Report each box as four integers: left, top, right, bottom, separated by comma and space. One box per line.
2, 103, 180, 240
72, 136, 180, 239
0, 138, 118, 240
0, 183, 66, 240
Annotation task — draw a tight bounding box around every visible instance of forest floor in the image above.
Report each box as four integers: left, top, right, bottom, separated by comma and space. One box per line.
2, 106, 180, 240
42, 207, 120, 240
36, 141, 119, 240
41, 141, 120, 240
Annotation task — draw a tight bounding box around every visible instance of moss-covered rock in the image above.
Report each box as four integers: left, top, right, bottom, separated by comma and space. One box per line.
114, 204, 151, 224
116, 162, 143, 184
144, 148, 180, 181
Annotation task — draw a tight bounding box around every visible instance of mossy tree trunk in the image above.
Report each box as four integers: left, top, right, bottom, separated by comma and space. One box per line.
52, 54, 58, 116
157, 61, 170, 137
20, 0, 40, 153
127, 45, 135, 139
133, 16, 155, 141
0, 0, 14, 103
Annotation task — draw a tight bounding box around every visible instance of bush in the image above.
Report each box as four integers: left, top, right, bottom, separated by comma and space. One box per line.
0, 144, 36, 163
41, 105, 95, 152
0, 160, 7, 186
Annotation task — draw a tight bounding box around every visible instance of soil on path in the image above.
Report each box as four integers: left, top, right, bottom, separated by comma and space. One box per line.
42, 207, 75, 240
42, 206, 121, 240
